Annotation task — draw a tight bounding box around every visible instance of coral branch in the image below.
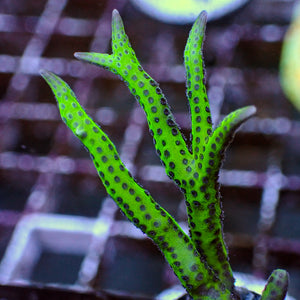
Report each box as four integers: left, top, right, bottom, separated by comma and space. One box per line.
185, 106, 256, 290
40, 70, 231, 299
184, 11, 212, 156
261, 269, 289, 300
74, 10, 194, 190
183, 12, 256, 289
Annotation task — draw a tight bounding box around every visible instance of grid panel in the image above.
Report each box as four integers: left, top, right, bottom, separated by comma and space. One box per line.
0, 0, 299, 298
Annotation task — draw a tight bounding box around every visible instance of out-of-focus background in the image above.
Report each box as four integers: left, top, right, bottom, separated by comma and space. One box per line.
0, 0, 299, 298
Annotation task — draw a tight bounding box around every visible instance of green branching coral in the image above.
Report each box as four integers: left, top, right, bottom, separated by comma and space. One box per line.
40, 9, 289, 300
280, 1, 300, 112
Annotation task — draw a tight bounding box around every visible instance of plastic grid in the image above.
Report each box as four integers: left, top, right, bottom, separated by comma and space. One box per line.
0, 0, 299, 298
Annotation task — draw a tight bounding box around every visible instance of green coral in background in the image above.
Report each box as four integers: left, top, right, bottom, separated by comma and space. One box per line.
280, 1, 300, 112
41, 9, 289, 300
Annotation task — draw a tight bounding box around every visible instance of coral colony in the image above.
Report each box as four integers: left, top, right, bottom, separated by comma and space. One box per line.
41, 9, 289, 300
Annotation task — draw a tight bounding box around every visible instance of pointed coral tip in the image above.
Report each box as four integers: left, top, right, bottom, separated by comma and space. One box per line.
112, 9, 120, 17
246, 105, 257, 116
197, 10, 208, 27
238, 105, 257, 123
74, 52, 84, 59
248, 105, 256, 116
192, 10, 208, 37
39, 69, 50, 78
112, 8, 123, 29
74, 52, 92, 62
199, 10, 208, 21
39, 69, 56, 84
112, 9, 122, 23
